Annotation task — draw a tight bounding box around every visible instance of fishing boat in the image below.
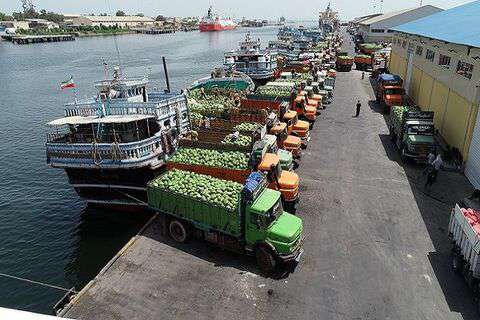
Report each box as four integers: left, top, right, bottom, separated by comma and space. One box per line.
189, 68, 255, 92
45, 67, 190, 210
224, 32, 278, 84
199, 6, 237, 32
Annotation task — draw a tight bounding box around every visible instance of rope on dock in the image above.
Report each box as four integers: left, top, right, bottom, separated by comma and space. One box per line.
0, 272, 77, 293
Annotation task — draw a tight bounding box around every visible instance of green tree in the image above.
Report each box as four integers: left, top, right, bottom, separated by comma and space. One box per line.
116, 10, 126, 16
155, 15, 165, 22
136, 13, 144, 17
0, 12, 14, 21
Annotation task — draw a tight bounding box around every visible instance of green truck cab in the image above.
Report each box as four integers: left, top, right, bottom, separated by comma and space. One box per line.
389, 107, 436, 162
252, 134, 294, 171
147, 170, 304, 273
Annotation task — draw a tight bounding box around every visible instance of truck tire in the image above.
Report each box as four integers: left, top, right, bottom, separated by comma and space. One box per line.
169, 220, 188, 243
255, 246, 277, 273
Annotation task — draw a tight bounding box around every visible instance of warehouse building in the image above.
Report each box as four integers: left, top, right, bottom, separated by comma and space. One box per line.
72, 15, 155, 28
358, 5, 443, 43
389, 1, 480, 187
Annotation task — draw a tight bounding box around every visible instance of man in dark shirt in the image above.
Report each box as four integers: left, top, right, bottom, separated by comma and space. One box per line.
355, 100, 361, 117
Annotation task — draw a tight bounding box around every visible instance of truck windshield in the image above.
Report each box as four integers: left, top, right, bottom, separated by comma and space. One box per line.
384, 88, 404, 95
407, 124, 434, 135
266, 199, 283, 227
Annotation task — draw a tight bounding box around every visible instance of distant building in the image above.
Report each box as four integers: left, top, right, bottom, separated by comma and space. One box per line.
0, 20, 30, 31
63, 14, 81, 25
389, 1, 480, 186
358, 5, 443, 43
26, 18, 59, 29
72, 15, 155, 28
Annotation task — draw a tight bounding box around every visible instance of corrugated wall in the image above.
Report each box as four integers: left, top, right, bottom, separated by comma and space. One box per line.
389, 49, 478, 159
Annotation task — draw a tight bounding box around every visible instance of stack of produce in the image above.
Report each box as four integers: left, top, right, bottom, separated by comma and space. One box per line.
234, 122, 261, 132
255, 86, 291, 99
355, 54, 371, 59
189, 112, 204, 126
337, 55, 354, 62
149, 169, 242, 211
169, 147, 249, 170
391, 105, 419, 129
189, 101, 228, 118
360, 43, 383, 52
221, 134, 252, 147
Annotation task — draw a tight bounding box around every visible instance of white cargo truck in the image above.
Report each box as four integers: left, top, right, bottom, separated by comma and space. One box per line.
448, 196, 480, 312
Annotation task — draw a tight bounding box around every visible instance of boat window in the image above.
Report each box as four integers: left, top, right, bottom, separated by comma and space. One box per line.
164, 120, 171, 128
182, 112, 188, 120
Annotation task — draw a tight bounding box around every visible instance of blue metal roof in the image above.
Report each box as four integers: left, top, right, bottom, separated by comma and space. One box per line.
392, 1, 480, 48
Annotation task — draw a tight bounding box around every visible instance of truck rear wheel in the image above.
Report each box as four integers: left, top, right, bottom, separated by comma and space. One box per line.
169, 220, 188, 243
255, 246, 277, 273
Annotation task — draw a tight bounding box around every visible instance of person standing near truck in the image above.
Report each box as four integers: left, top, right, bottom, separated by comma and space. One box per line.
425, 154, 443, 188
354, 100, 361, 117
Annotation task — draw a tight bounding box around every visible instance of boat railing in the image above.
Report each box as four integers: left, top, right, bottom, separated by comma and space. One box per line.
229, 61, 278, 74
64, 95, 187, 118
46, 134, 165, 168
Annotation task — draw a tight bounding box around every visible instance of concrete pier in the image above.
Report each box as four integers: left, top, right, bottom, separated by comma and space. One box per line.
5, 34, 75, 45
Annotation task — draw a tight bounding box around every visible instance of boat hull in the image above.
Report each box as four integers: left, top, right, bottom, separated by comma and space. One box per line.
65, 167, 165, 211
199, 23, 236, 32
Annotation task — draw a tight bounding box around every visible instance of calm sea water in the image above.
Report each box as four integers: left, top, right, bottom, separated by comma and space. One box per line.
0, 26, 283, 314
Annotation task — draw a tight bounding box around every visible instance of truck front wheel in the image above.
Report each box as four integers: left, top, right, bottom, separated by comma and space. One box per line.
169, 220, 188, 243
255, 246, 277, 273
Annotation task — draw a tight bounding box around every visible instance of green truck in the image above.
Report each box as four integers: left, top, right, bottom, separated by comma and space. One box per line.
389, 106, 436, 162
147, 170, 304, 272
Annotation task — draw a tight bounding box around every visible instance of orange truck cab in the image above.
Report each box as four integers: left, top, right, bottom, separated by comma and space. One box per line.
376, 74, 405, 111
283, 110, 310, 146
304, 86, 323, 114
257, 153, 300, 210
293, 96, 317, 123
269, 121, 302, 159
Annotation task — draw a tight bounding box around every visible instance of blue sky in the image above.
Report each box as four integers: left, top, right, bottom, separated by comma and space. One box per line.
0, 0, 474, 20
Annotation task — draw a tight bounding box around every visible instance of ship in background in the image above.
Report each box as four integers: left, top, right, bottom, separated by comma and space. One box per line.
199, 6, 237, 32
318, 2, 340, 34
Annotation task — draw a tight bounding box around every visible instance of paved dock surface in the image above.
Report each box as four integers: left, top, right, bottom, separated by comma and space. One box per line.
63, 30, 478, 320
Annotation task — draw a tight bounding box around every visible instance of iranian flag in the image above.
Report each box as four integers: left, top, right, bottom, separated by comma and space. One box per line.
60, 76, 75, 90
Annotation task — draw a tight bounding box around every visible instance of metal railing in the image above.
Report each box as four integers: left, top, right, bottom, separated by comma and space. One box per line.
46, 134, 165, 168
64, 98, 187, 119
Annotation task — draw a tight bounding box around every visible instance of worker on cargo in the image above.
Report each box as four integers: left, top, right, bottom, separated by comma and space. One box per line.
362, 71, 365, 80
354, 100, 361, 117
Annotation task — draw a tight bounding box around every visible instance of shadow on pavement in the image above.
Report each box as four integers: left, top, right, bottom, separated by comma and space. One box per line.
374, 93, 478, 317
143, 215, 294, 280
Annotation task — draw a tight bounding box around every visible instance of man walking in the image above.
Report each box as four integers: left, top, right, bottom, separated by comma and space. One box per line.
425, 154, 443, 188
355, 100, 361, 117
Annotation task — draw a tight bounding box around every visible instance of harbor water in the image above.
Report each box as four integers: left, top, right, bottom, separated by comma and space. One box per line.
0, 27, 281, 314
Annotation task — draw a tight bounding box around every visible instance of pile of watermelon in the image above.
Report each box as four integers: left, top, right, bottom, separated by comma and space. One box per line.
391, 105, 419, 130
221, 133, 252, 147
150, 169, 242, 211
256, 86, 291, 99
169, 147, 249, 170
234, 122, 261, 132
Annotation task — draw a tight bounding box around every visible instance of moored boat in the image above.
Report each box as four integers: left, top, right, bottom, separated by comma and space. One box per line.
45, 67, 190, 210
189, 68, 255, 92
224, 32, 278, 84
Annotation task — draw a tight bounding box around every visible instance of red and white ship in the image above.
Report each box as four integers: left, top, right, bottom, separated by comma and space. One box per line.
199, 6, 237, 32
